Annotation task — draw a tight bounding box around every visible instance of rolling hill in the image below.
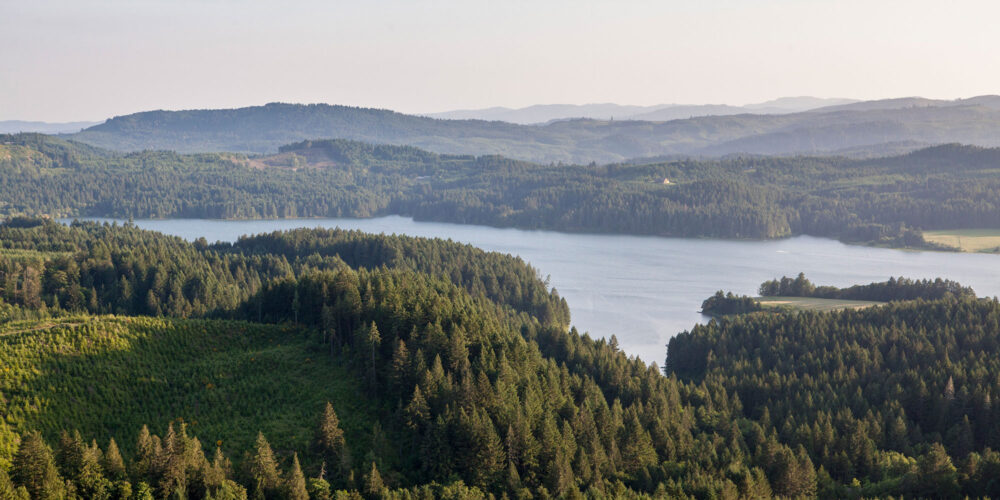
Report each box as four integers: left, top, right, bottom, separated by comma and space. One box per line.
69, 97, 1000, 163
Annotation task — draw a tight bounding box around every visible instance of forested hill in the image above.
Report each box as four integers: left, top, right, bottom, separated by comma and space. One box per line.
3, 219, 1000, 497
69, 100, 1000, 163
8, 133, 1000, 246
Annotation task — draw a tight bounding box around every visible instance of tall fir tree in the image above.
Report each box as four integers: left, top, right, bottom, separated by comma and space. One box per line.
11, 432, 64, 500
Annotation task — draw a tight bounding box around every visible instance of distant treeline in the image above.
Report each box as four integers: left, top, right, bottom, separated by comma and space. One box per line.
759, 273, 976, 302
6, 134, 1000, 246
700, 291, 762, 316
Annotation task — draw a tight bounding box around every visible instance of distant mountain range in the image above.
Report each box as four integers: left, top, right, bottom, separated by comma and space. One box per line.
0, 120, 100, 134
426, 97, 858, 124
68, 96, 1000, 164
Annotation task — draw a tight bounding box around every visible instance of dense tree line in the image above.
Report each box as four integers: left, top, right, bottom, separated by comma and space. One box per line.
6, 134, 1000, 246
759, 273, 976, 302
3, 217, 1000, 497
699, 291, 762, 316
667, 297, 1000, 498
2, 415, 502, 499
0, 219, 567, 327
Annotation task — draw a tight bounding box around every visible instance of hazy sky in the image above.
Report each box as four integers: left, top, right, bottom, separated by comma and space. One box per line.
3, 0, 999, 121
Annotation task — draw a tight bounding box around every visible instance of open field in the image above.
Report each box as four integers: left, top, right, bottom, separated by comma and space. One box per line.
757, 296, 885, 312
923, 229, 1000, 253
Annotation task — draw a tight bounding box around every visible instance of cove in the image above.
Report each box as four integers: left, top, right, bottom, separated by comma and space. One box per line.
64, 216, 1000, 366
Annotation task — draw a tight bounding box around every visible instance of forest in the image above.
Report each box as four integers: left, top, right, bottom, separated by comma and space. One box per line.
0, 218, 997, 498
6, 133, 1000, 248
758, 274, 976, 302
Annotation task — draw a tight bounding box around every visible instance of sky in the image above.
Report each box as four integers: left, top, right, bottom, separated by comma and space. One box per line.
2, 0, 999, 122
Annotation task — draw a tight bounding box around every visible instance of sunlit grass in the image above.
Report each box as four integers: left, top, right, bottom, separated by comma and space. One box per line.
923, 229, 1000, 253
757, 296, 885, 312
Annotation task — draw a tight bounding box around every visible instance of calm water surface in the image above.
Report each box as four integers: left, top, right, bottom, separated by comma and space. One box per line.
66, 216, 1000, 366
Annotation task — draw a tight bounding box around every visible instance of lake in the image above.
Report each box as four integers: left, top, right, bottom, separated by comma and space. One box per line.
65, 216, 1000, 366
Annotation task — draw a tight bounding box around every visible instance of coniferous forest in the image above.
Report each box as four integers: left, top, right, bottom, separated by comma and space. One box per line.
0, 218, 998, 498
11, 1, 1000, 498
8, 133, 1000, 248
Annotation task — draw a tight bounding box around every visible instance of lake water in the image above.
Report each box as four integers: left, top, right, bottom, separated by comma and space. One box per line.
65, 216, 1000, 366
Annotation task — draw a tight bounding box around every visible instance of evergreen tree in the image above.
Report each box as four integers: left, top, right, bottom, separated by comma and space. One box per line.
248, 433, 280, 498
76, 441, 112, 500
284, 454, 308, 500
910, 443, 959, 499
364, 322, 381, 394
405, 386, 430, 431
133, 425, 155, 481
102, 438, 126, 480
11, 432, 64, 500
316, 402, 348, 477
362, 462, 383, 499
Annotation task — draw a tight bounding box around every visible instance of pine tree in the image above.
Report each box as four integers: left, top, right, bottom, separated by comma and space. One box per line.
363, 462, 383, 499
133, 425, 155, 481
56, 429, 86, 480
912, 442, 959, 499
472, 411, 505, 487
316, 402, 348, 477
76, 440, 112, 500
390, 339, 409, 387
405, 385, 430, 430
102, 438, 126, 480
249, 433, 280, 498
364, 322, 382, 394
11, 432, 64, 500
158, 422, 187, 499
620, 413, 656, 474
321, 304, 337, 354
203, 446, 231, 491
284, 453, 309, 500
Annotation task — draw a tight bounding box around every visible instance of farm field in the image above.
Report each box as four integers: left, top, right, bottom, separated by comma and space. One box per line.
923, 229, 1000, 253
757, 296, 885, 312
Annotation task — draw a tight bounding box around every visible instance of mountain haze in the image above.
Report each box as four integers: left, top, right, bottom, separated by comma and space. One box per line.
69, 96, 1000, 163
427, 97, 858, 123
0, 120, 100, 134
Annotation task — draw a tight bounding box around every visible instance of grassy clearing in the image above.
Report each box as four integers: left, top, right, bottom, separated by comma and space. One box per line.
757, 296, 885, 312
923, 229, 1000, 253
0, 315, 372, 468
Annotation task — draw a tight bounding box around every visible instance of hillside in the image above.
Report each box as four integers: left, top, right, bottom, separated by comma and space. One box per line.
69, 98, 1000, 163
0, 316, 371, 463
2, 220, 1000, 497
0, 219, 763, 498
10, 134, 1000, 248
